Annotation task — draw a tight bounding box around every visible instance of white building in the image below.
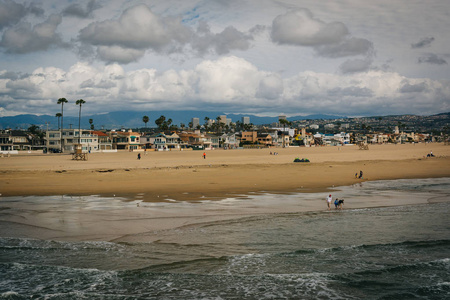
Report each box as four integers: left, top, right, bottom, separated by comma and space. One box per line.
46, 129, 99, 153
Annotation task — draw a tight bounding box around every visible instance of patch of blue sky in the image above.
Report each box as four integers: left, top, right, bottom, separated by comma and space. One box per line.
182, 6, 201, 24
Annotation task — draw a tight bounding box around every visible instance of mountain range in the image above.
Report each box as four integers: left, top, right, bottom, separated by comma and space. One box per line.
0, 111, 345, 130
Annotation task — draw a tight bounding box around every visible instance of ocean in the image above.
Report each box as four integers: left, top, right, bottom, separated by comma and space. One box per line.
1, 178, 449, 299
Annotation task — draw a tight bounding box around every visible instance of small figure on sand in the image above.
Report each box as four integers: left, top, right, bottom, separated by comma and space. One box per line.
326, 194, 332, 210
359, 170, 363, 179
427, 151, 435, 157
137, 153, 141, 160
203, 152, 206, 159
355, 172, 358, 179
333, 198, 344, 210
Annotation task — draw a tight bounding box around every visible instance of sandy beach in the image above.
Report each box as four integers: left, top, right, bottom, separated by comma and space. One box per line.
1, 143, 449, 201
1, 142, 449, 242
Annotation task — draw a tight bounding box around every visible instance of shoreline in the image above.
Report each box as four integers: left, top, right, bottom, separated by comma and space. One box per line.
1, 177, 448, 242
1, 143, 449, 201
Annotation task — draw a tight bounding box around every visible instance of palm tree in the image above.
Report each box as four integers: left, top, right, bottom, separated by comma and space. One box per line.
204, 117, 210, 131
142, 115, 149, 129
55, 113, 62, 130
57, 98, 68, 152
216, 116, 224, 134
89, 118, 94, 130
155, 115, 166, 130
76, 99, 86, 144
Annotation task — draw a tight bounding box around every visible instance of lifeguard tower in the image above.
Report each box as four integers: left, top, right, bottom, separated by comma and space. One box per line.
72, 144, 87, 160
357, 141, 369, 150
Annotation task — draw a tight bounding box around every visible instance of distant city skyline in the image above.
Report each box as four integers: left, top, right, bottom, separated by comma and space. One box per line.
0, 0, 449, 118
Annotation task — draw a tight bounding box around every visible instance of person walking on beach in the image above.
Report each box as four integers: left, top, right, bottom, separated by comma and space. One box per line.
338, 199, 344, 210
137, 153, 141, 160
203, 152, 206, 159
334, 198, 339, 209
326, 194, 332, 210
359, 170, 363, 179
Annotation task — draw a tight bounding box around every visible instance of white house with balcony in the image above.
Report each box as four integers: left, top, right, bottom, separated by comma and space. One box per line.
46, 129, 99, 153
146, 132, 181, 151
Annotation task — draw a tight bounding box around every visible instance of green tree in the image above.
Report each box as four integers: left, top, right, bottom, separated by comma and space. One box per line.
28, 124, 40, 135
57, 97, 68, 152
76, 99, 86, 144
155, 115, 165, 130
155, 115, 172, 130
89, 118, 94, 130
243, 122, 253, 131
216, 116, 225, 134
27, 124, 45, 141
235, 120, 242, 131
204, 117, 210, 131
361, 123, 367, 134
55, 113, 62, 130
142, 115, 149, 128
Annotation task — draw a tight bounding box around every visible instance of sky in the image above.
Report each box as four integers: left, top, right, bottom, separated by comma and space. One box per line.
0, 0, 449, 118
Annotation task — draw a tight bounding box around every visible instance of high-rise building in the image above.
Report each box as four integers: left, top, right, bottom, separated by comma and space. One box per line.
219, 115, 227, 124
192, 118, 199, 129
218, 115, 232, 126
242, 116, 250, 124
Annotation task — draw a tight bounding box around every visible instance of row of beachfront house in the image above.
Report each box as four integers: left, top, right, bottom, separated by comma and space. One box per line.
0, 127, 435, 153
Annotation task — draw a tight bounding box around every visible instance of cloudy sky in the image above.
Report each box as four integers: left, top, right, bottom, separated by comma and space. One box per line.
0, 0, 449, 118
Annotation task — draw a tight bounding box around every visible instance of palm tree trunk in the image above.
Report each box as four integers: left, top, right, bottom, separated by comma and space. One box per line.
60, 104, 64, 152
78, 106, 81, 145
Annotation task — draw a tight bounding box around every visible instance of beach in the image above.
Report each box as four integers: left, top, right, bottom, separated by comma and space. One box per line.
1, 143, 450, 298
1, 143, 449, 201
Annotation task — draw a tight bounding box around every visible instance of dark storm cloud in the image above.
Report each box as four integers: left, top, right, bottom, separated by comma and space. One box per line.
0, 0, 43, 30
399, 81, 428, 93
315, 37, 373, 58
271, 9, 348, 46
327, 86, 374, 97
0, 14, 63, 54
339, 57, 373, 74
411, 37, 435, 49
63, 0, 101, 18
80, 78, 116, 89
78, 4, 189, 50
192, 21, 252, 56
418, 53, 447, 65
78, 4, 253, 63
0, 70, 20, 80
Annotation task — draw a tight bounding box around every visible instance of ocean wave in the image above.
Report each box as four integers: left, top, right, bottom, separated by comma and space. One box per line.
0, 237, 124, 252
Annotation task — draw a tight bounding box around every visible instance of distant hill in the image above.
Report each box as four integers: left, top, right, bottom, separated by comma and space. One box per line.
0, 111, 344, 130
